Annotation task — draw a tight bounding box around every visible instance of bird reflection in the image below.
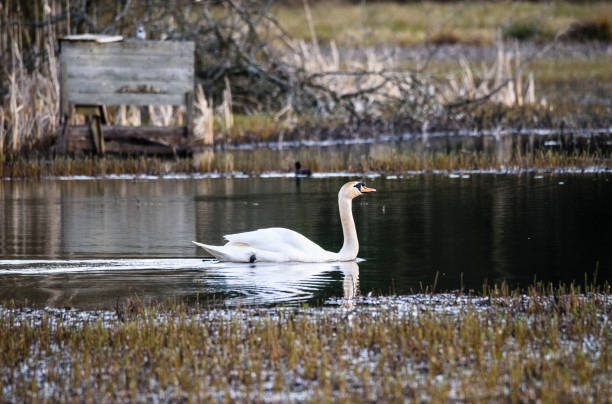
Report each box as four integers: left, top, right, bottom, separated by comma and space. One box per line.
338, 261, 360, 307
1, 259, 361, 308
338, 261, 359, 299
198, 259, 360, 304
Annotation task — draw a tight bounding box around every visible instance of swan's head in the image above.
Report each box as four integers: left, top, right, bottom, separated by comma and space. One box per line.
340, 181, 376, 200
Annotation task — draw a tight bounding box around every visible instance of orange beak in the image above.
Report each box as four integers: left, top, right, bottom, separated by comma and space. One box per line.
361, 186, 376, 193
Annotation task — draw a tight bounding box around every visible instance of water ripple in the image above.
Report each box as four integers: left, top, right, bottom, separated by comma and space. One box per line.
0, 259, 360, 307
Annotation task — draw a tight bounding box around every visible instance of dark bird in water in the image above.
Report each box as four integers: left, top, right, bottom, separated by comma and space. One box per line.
295, 161, 312, 177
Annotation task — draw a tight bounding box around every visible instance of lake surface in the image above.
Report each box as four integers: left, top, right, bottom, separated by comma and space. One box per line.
1, 174, 610, 308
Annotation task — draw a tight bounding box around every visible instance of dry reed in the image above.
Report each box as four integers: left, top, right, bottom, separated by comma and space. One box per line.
0, 147, 608, 179
445, 40, 539, 107
1, 0, 60, 156
193, 84, 215, 145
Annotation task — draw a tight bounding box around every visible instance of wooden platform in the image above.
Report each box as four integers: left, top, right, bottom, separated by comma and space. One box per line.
60, 40, 194, 109
58, 38, 198, 156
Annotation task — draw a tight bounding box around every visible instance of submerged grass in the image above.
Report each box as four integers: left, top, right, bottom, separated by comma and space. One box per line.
1, 282, 611, 402
1, 149, 609, 178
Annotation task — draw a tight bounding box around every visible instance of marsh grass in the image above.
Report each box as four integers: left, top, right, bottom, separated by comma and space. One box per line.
1, 281, 610, 402
1, 148, 609, 178
271, 1, 612, 46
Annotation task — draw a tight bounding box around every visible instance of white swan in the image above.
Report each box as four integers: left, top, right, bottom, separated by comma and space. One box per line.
192, 181, 376, 262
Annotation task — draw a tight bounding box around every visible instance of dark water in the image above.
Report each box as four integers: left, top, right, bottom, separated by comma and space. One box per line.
1, 174, 610, 308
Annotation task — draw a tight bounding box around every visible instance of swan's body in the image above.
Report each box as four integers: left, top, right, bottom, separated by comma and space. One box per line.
193, 181, 375, 262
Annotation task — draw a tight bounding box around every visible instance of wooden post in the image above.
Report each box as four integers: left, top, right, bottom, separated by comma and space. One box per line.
58, 60, 69, 154
90, 115, 104, 155
184, 91, 193, 139
77, 106, 106, 155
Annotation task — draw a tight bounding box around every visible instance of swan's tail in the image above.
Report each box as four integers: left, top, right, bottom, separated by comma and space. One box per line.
192, 241, 254, 262
192, 241, 230, 260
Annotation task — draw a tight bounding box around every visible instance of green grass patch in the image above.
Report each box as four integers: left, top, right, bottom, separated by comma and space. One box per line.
271, 1, 612, 46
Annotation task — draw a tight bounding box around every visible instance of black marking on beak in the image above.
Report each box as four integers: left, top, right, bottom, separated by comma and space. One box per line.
249, 254, 256, 263
353, 182, 365, 192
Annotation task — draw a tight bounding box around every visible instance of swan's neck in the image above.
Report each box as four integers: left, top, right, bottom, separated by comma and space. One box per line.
338, 196, 358, 260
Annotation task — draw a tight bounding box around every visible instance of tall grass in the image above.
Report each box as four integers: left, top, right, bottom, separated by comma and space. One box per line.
0, 147, 608, 178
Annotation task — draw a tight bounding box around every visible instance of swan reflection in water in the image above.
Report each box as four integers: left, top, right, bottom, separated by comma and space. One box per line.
198, 259, 360, 305
0, 259, 360, 308
341, 261, 359, 299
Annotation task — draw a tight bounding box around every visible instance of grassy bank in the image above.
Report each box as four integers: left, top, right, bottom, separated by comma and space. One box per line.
1, 148, 610, 178
273, 1, 612, 46
1, 282, 611, 402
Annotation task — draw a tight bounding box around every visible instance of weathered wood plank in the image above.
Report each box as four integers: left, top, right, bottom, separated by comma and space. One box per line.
67, 125, 187, 142
60, 40, 194, 57
67, 92, 187, 106
66, 125, 189, 155
68, 138, 183, 155
104, 126, 187, 142
62, 34, 123, 43
65, 66, 192, 83
184, 92, 194, 138
61, 54, 193, 69
104, 142, 184, 155
67, 79, 192, 96
60, 61, 68, 116
59, 40, 194, 107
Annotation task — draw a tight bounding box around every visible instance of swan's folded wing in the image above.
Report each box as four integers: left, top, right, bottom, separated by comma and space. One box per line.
224, 228, 329, 254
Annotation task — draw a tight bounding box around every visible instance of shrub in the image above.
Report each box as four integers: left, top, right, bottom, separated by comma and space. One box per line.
565, 19, 611, 42
502, 19, 540, 41
427, 31, 461, 45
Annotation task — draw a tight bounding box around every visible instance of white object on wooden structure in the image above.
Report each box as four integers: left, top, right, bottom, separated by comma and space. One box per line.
62, 34, 124, 43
